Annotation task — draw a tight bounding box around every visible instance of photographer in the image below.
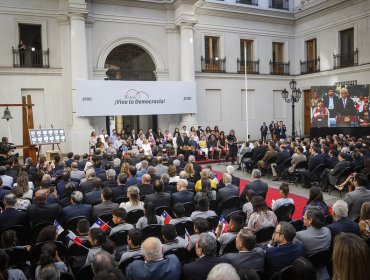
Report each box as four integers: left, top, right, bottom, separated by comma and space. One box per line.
0, 137, 17, 166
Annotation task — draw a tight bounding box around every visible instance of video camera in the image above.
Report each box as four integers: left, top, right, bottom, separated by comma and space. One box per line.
0, 142, 16, 153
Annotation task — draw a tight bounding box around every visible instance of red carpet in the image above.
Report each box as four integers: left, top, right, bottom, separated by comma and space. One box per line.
212, 170, 307, 220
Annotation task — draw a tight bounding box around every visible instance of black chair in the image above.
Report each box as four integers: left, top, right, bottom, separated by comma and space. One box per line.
141, 224, 163, 241
264, 156, 278, 178
222, 236, 237, 255
183, 202, 196, 217
60, 272, 75, 280
224, 210, 246, 223
68, 240, 90, 274
308, 249, 331, 269
255, 226, 275, 244
31, 241, 69, 264
175, 220, 194, 238
269, 265, 292, 280
119, 255, 144, 273
277, 157, 292, 179
75, 265, 94, 280
307, 163, 327, 187
328, 167, 352, 197
155, 206, 172, 217
1, 225, 29, 245
218, 196, 240, 216
207, 215, 220, 231
31, 222, 53, 241
290, 220, 304, 232
292, 161, 308, 184
115, 196, 129, 204
126, 209, 144, 225
209, 200, 218, 212
65, 216, 89, 231
274, 204, 295, 222
109, 230, 129, 247
5, 247, 31, 267
164, 247, 191, 264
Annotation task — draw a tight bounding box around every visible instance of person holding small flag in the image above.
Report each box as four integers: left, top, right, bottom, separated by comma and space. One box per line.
85, 228, 115, 266
161, 210, 173, 225
136, 202, 164, 229
216, 214, 244, 255
161, 224, 187, 251
109, 208, 134, 236
188, 218, 216, 251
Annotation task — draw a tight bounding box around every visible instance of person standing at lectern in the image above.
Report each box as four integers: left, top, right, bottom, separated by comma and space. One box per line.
260, 122, 268, 141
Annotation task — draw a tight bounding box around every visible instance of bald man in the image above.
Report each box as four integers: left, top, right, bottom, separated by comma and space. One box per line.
137, 174, 154, 196
27, 190, 62, 225
125, 237, 181, 280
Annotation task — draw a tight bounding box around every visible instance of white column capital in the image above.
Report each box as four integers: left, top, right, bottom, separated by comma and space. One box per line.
177, 20, 197, 29
165, 24, 179, 33
69, 14, 86, 22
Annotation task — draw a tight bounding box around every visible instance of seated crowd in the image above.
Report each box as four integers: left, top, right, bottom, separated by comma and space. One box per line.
0, 129, 369, 280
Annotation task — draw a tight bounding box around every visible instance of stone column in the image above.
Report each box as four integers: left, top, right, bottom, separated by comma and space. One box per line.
68, 1, 93, 154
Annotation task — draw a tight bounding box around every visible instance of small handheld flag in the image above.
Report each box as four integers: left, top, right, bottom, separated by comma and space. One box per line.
53, 220, 64, 236
66, 231, 82, 246
219, 216, 229, 234
161, 210, 172, 225
91, 218, 110, 231
185, 228, 191, 250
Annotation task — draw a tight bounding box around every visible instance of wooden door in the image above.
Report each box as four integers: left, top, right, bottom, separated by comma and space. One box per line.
304, 90, 311, 136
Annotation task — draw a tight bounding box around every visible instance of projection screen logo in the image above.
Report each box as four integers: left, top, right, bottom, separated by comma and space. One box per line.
114, 89, 165, 105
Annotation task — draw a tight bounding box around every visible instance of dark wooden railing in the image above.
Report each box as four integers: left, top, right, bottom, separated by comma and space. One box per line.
300, 57, 320, 74
270, 61, 290, 75
333, 49, 358, 69
12, 47, 49, 68
237, 59, 260, 74
269, 0, 289, 10
201, 56, 226, 73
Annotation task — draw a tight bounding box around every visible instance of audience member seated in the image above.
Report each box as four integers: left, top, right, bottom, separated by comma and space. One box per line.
188, 218, 216, 251
242, 189, 256, 225
246, 196, 278, 233
320, 152, 350, 191
184, 163, 196, 183
92, 187, 119, 221
15, 172, 33, 200
358, 201, 370, 238
332, 233, 369, 280
10, 186, 30, 211
126, 166, 139, 188
78, 169, 99, 194
194, 169, 217, 192
85, 228, 115, 266
218, 166, 240, 188
257, 142, 278, 171
36, 225, 58, 243
0, 166, 13, 188
136, 202, 163, 229
27, 190, 62, 226
294, 207, 331, 256
109, 208, 134, 236
153, 156, 169, 177
84, 178, 103, 205
35, 242, 68, 279
327, 200, 360, 240
70, 162, 85, 181
217, 173, 239, 205
224, 228, 264, 272
119, 228, 143, 263
216, 214, 244, 255
0, 193, 28, 232
137, 174, 153, 196
56, 172, 72, 197
271, 183, 294, 211
119, 186, 144, 212
136, 160, 148, 179
92, 251, 116, 276
125, 237, 181, 280
103, 169, 118, 189
240, 169, 268, 204
144, 180, 171, 209
172, 179, 194, 205
0, 248, 27, 280
182, 233, 228, 280
302, 187, 330, 218
68, 219, 90, 247
271, 145, 291, 181
194, 178, 216, 206
265, 222, 305, 275
169, 203, 192, 225
343, 173, 370, 220
161, 174, 175, 194
161, 224, 186, 251
283, 146, 306, 181
59, 182, 75, 207
301, 146, 324, 189
190, 198, 217, 221
207, 263, 240, 280
0, 178, 10, 202
62, 191, 92, 223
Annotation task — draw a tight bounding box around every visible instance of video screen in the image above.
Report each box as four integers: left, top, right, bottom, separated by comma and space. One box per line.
310, 84, 370, 128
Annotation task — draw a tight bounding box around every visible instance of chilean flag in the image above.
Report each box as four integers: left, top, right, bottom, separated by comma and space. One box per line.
67, 231, 82, 246
219, 216, 229, 234
161, 210, 172, 225
53, 220, 64, 236
185, 228, 191, 250
92, 218, 109, 231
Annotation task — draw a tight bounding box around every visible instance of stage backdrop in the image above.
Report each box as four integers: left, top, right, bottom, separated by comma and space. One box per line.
310, 84, 370, 128
76, 80, 197, 116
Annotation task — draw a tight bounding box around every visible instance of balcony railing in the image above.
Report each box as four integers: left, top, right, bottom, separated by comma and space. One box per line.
105, 69, 156, 81
12, 47, 49, 68
270, 61, 290, 75
300, 57, 320, 74
201, 56, 226, 73
269, 0, 289, 10
236, 0, 258, 6
333, 49, 358, 69
237, 59, 260, 74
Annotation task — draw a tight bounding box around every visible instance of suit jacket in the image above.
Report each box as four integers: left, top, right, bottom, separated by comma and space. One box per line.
323, 95, 339, 116
330, 160, 350, 176
78, 160, 87, 171
327, 217, 360, 240
266, 243, 305, 274
92, 201, 119, 221
137, 183, 154, 196
218, 175, 240, 189
176, 136, 188, 149
112, 184, 128, 201
252, 146, 267, 161
144, 192, 172, 208
0, 208, 28, 232
241, 180, 268, 203
276, 150, 291, 168
344, 186, 370, 219
335, 97, 357, 116
217, 184, 239, 205
325, 157, 339, 169
261, 150, 278, 164
84, 189, 102, 205
153, 165, 169, 176
307, 154, 324, 172
182, 256, 230, 280
78, 178, 99, 194
103, 179, 118, 189
171, 190, 194, 205
125, 176, 140, 188
293, 226, 331, 256
27, 203, 62, 225
126, 254, 181, 280
62, 203, 92, 223
224, 247, 265, 272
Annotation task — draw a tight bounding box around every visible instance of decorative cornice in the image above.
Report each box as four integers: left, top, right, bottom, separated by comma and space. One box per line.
0, 67, 63, 76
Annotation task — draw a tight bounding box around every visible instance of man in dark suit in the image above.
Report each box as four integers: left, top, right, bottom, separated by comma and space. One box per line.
325, 149, 339, 169
171, 179, 194, 205
144, 180, 171, 209
265, 222, 305, 275
112, 173, 128, 202
126, 166, 140, 188
126, 237, 181, 280
322, 88, 339, 118
62, 191, 92, 223
335, 88, 357, 116
92, 187, 119, 221
103, 169, 118, 189
321, 152, 350, 190
176, 132, 189, 157
137, 174, 154, 196
344, 174, 370, 220
271, 145, 291, 180
182, 233, 229, 280
0, 193, 28, 232
27, 190, 62, 226
327, 200, 360, 241
217, 173, 239, 205
218, 165, 240, 189
77, 153, 89, 171
93, 160, 107, 182
85, 178, 103, 205
78, 169, 99, 194
240, 169, 268, 204
224, 228, 264, 272
301, 146, 324, 188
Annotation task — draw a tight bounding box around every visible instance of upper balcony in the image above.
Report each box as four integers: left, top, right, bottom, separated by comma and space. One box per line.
333, 49, 358, 70
270, 60, 290, 75
201, 56, 226, 73
12, 47, 50, 68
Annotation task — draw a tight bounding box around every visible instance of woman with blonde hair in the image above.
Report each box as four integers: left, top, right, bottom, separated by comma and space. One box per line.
119, 185, 144, 212
184, 163, 195, 182
332, 233, 370, 280
15, 172, 33, 199
359, 201, 370, 238
120, 162, 131, 177
167, 165, 179, 183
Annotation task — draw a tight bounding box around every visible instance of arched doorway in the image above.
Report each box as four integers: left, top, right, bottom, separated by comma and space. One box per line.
104, 44, 157, 133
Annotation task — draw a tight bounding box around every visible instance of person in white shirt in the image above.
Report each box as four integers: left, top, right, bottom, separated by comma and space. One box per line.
271, 183, 294, 211
136, 134, 144, 148
98, 130, 107, 143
